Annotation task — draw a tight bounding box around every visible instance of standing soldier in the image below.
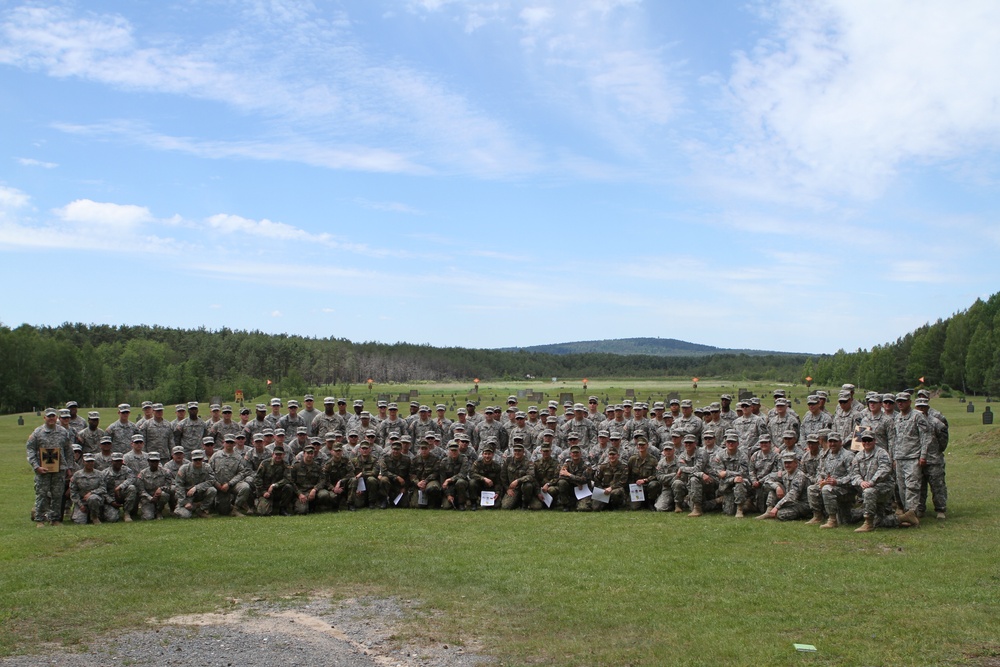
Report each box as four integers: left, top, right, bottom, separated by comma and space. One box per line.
833, 391, 862, 445
264, 398, 283, 429
141, 404, 174, 459
136, 452, 174, 520
800, 395, 834, 442
26, 407, 73, 526
915, 397, 948, 520
210, 405, 244, 447
278, 400, 306, 438
175, 402, 209, 457
859, 395, 893, 451
376, 402, 409, 446
105, 404, 137, 454
66, 400, 88, 433
311, 397, 341, 439
77, 411, 105, 455
890, 392, 931, 527
300, 395, 319, 429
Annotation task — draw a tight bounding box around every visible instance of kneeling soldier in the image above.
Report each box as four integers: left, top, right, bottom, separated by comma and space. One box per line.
409, 442, 441, 509
713, 433, 751, 517
592, 447, 627, 511
322, 443, 355, 511
291, 444, 329, 514
137, 452, 174, 520
70, 453, 108, 524
757, 452, 811, 520
104, 452, 137, 522
438, 441, 470, 510
254, 446, 292, 516
556, 444, 591, 512
528, 441, 560, 510
850, 430, 898, 532
174, 449, 217, 519
378, 440, 411, 508
469, 441, 502, 510
627, 435, 660, 510
350, 442, 381, 509
501, 441, 535, 510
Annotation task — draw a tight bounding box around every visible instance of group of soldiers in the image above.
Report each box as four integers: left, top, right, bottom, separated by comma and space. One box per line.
26, 385, 948, 533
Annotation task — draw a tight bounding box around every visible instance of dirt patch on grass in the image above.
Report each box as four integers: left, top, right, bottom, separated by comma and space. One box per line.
966, 430, 1000, 458
965, 644, 1000, 666
0, 595, 493, 667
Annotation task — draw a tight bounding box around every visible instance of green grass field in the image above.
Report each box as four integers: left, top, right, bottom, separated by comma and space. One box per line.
2, 382, 999, 666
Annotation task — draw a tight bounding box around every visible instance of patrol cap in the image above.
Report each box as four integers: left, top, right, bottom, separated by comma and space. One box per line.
775, 398, 788, 407
467, 400, 477, 406
610, 431, 622, 440
236, 432, 246, 438
484, 436, 499, 446
515, 411, 526, 419
390, 441, 402, 450
605, 405, 615, 413
271, 398, 282, 406
304, 394, 315, 402
458, 433, 470, 442
573, 403, 586, 412
683, 434, 697, 444
309, 437, 322, 446
354, 399, 365, 407
895, 392, 911, 402
540, 441, 551, 450
541, 429, 555, 437
377, 400, 387, 408
566, 432, 580, 440
859, 430, 876, 441
750, 397, 761, 405
287, 400, 299, 408
508, 406, 518, 414
725, 431, 739, 442
111, 452, 124, 461
663, 442, 674, 450
482, 444, 495, 453
118, 404, 131, 413
447, 441, 459, 450
272, 446, 285, 454
419, 405, 430, 412
702, 432, 715, 440
607, 447, 619, 455
758, 433, 772, 443
58, 409, 71, 418
154, 403, 165, 411
816, 391, 829, 399
424, 432, 435, 441
589, 395, 599, 402
680, 399, 692, 408
255, 403, 266, 411
210, 404, 221, 411
545, 416, 558, 424
331, 443, 343, 451
773, 390, 786, 398
253, 433, 265, 442
132, 434, 145, 442
389, 402, 399, 410
436, 404, 447, 411
806, 434, 820, 444
914, 398, 930, 407
669, 398, 680, 405
622, 399, 633, 407
710, 403, 721, 412
838, 392, 852, 402
72, 443, 82, 452
172, 445, 186, 454
224, 434, 236, 443
484, 407, 495, 414
512, 434, 524, 443
652, 402, 665, 410
64, 400, 79, 408
781, 452, 798, 463
365, 429, 377, 437
147, 451, 160, 461
512, 442, 525, 451
634, 434, 648, 444
347, 430, 360, 438
202, 436, 215, 445
82, 453, 96, 462
100, 435, 113, 444
302, 444, 315, 453
139, 400, 152, 409
720, 394, 732, 401
842, 384, 856, 392
324, 396, 336, 404
598, 429, 610, 438
507, 395, 518, 403
400, 435, 412, 444
807, 395, 819, 404
456, 408, 466, 415
187, 401, 199, 410
296, 427, 309, 435
222, 405, 233, 413
569, 444, 581, 452
882, 394, 896, 403
782, 429, 797, 439
738, 400, 750, 407
827, 432, 842, 443
548, 400, 559, 409
273, 429, 286, 437
262, 428, 274, 436
360, 411, 371, 418
916, 389, 931, 398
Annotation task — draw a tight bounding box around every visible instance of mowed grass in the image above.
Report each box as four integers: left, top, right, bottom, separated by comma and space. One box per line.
2, 383, 999, 667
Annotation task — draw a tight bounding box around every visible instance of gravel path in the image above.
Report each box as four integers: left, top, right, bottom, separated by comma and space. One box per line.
1, 596, 492, 667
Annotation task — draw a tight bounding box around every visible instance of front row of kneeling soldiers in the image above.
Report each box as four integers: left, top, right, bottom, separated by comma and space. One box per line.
58, 418, 905, 534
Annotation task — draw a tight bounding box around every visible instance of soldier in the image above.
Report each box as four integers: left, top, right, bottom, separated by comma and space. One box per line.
438, 441, 470, 510
528, 441, 560, 510
175, 402, 209, 457
211, 434, 253, 516
170, 404, 186, 429
136, 452, 174, 520
653, 443, 679, 512
713, 432, 750, 517
173, 449, 218, 519
674, 399, 704, 444
377, 440, 411, 508
254, 446, 292, 516
672, 434, 708, 515
465, 400, 484, 427
410, 405, 440, 446
205, 403, 222, 430
833, 392, 862, 444
264, 398, 283, 428
94, 435, 115, 471
850, 430, 898, 532
587, 396, 603, 423
300, 395, 319, 429
434, 404, 453, 440
890, 392, 931, 527
858, 394, 893, 451
749, 434, 781, 513
718, 394, 738, 432
376, 402, 409, 446
591, 447, 628, 512
563, 404, 597, 447
800, 434, 823, 484
322, 443, 355, 511
105, 404, 137, 454
66, 400, 88, 433
140, 404, 174, 459
556, 444, 590, 512
915, 397, 948, 520
756, 452, 811, 521
806, 432, 856, 528
291, 444, 329, 514
77, 411, 105, 455
245, 404, 270, 441
244, 434, 268, 475
472, 407, 503, 452
350, 440, 381, 509
69, 453, 108, 524
469, 441, 502, 510
311, 397, 341, 438
209, 405, 243, 447
626, 435, 659, 510
26, 407, 73, 526
800, 395, 834, 442
346, 399, 366, 432
163, 445, 188, 478
122, 434, 149, 475
409, 441, 441, 509
767, 398, 800, 446
104, 452, 137, 522
509, 411, 535, 450
278, 400, 307, 439
501, 442, 535, 510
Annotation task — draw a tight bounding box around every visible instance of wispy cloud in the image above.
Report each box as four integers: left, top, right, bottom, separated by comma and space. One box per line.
354, 198, 425, 215
16, 157, 57, 168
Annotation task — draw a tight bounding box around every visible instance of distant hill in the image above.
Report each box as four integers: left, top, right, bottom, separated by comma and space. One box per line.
499, 337, 800, 357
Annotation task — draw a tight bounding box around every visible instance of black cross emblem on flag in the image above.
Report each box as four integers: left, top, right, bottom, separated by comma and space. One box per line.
41, 448, 59, 465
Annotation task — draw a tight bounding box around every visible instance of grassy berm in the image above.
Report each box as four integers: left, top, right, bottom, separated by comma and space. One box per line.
1, 383, 998, 667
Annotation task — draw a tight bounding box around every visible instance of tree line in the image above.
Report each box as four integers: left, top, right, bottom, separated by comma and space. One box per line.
1, 290, 997, 413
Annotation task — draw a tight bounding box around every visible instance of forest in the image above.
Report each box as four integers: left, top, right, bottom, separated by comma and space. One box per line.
1, 290, 997, 412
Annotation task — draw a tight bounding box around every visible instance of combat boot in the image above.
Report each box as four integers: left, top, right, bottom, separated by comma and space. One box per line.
805, 511, 824, 525
687, 504, 703, 517
854, 516, 875, 533
820, 516, 837, 529
673, 506, 684, 514
90, 512, 102, 525
735, 507, 745, 519
122, 513, 133, 523
899, 510, 920, 527
755, 511, 773, 520
936, 511, 946, 520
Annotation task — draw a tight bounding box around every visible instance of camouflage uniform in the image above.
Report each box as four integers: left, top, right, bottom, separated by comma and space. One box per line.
626, 451, 660, 510
711, 448, 750, 515
409, 454, 441, 509
26, 421, 73, 523
850, 445, 897, 528
322, 455, 356, 511
174, 417, 210, 457
501, 454, 535, 510
69, 467, 108, 524
437, 451, 470, 509
891, 409, 932, 513
77, 425, 106, 455
765, 466, 811, 520
555, 457, 590, 512
104, 463, 137, 520
136, 465, 174, 520
527, 453, 560, 510
350, 451, 381, 508
591, 457, 628, 511
653, 454, 679, 511
378, 452, 412, 507
254, 457, 292, 516
290, 457, 330, 514
210, 450, 253, 515
141, 419, 174, 459
807, 446, 856, 523
174, 459, 218, 518
672, 447, 710, 510
918, 411, 948, 515
105, 419, 137, 454
469, 456, 503, 510
749, 447, 781, 512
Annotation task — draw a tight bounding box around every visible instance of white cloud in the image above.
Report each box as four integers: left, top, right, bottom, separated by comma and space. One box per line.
270, 310, 283, 318
723, 0, 1000, 200
54, 199, 152, 229
16, 157, 57, 168
0, 185, 30, 209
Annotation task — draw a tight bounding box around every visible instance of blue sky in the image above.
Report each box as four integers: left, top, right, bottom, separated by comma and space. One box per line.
2, 0, 999, 354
